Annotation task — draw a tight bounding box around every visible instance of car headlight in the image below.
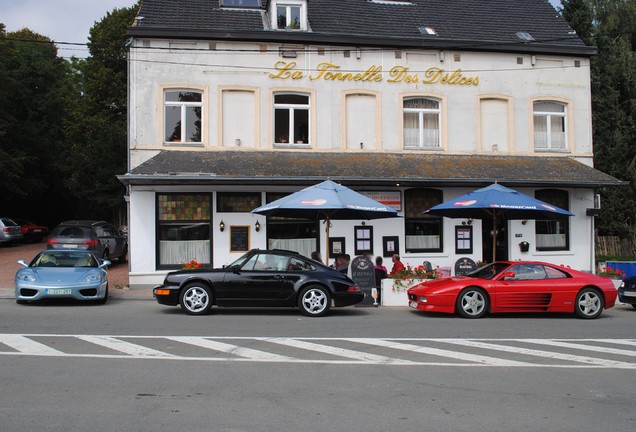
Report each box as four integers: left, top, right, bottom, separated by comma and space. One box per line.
16, 273, 36, 282
419, 296, 428, 303
83, 273, 104, 283
619, 281, 625, 289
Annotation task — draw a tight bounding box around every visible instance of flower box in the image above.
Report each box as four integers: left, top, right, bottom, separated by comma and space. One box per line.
381, 278, 430, 306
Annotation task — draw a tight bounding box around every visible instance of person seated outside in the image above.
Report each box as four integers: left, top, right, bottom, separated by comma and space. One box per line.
337, 254, 351, 274
388, 254, 405, 276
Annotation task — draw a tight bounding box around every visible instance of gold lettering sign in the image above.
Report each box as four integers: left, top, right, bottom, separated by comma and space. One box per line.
269, 62, 479, 86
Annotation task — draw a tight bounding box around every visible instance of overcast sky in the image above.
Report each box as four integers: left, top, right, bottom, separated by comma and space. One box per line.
2, 0, 563, 58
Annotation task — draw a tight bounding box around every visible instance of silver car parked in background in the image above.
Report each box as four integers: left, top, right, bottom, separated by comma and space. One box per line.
0, 217, 23, 244
47, 220, 128, 263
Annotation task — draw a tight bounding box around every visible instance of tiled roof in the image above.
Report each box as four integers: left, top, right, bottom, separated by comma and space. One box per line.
119, 151, 621, 188
131, 0, 591, 55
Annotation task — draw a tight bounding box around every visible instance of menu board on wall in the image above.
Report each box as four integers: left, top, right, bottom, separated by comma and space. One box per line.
230, 225, 250, 252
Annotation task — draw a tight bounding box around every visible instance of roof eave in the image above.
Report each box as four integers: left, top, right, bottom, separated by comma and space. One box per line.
117, 174, 624, 189
127, 27, 597, 57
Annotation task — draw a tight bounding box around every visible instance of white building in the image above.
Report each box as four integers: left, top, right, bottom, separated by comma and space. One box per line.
119, 0, 621, 288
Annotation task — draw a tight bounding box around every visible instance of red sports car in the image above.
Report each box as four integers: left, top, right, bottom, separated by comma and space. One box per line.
407, 261, 617, 319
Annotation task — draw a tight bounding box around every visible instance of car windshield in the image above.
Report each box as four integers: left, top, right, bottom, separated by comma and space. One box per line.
466, 263, 511, 280
32, 252, 98, 268
226, 252, 253, 269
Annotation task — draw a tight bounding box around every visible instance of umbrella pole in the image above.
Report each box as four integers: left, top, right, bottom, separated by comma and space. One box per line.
325, 218, 330, 266
492, 214, 497, 262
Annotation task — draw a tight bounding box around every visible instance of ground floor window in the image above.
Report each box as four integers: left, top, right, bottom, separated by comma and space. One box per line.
265, 192, 318, 257
535, 189, 569, 251
404, 188, 443, 253
157, 194, 212, 268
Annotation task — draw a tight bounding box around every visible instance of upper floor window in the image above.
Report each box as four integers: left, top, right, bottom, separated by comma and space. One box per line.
274, 93, 310, 146
403, 97, 441, 149
164, 90, 202, 144
221, 0, 262, 7
271, 0, 306, 30
533, 101, 566, 151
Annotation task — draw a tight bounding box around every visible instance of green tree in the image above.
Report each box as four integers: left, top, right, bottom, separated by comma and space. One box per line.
0, 26, 72, 224
63, 3, 140, 222
560, 0, 636, 240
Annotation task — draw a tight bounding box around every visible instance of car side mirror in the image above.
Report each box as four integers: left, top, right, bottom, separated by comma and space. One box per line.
502, 271, 516, 280
232, 265, 241, 274
17, 259, 28, 268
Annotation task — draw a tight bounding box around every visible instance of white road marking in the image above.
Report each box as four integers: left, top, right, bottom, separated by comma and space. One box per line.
265, 337, 416, 365
347, 338, 532, 366
1, 335, 635, 368
523, 339, 636, 357
438, 339, 633, 368
0, 334, 63, 355
76, 335, 176, 358
166, 336, 294, 361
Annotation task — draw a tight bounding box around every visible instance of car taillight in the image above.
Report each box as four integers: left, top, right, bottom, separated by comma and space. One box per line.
83, 239, 98, 247
47, 239, 57, 246
348, 286, 361, 293
3, 228, 9, 233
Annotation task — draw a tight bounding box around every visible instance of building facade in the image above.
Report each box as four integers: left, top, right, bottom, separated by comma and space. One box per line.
120, 0, 621, 288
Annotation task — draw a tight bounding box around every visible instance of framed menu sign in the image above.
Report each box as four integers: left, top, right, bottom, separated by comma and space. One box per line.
230, 225, 250, 252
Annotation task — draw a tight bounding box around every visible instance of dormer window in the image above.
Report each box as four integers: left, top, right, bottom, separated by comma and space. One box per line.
271, 0, 307, 30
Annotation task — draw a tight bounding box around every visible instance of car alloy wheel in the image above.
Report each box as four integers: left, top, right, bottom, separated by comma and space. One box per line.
298, 285, 330, 317
180, 283, 213, 315
457, 287, 489, 318
574, 288, 604, 319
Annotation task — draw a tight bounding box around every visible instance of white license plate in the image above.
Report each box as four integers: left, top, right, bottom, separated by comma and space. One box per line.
46, 288, 72, 295
33, 229, 42, 232
62, 244, 78, 249
623, 291, 636, 297
409, 301, 418, 308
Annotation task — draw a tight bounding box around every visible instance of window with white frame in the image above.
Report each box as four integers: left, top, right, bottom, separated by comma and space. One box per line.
164, 90, 203, 144
533, 101, 567, 151
404, 188, 443, 253
271, 0, 306, 30
403, 97, 441, 149
274, 93, 310, 146
535, 189, 570, 251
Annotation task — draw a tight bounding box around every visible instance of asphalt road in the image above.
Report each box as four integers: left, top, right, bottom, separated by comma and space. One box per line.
1, 299, 635, 432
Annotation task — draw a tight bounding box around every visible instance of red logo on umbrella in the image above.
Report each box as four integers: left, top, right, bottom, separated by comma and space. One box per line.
541, 204, 557, 211
453, 200, 477, 207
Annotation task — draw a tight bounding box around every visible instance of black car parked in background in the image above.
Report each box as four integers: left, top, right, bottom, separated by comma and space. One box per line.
618, 276, 636, 310
47, 220, 128, 263
154, 249, 364, 316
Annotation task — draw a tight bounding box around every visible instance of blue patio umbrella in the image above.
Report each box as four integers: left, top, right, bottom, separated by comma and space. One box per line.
252, 180, 399, 263
423, 183, 574, 261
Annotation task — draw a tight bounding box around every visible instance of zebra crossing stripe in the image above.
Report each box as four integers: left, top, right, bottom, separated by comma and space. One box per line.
438, 339, 634, 368
76, 336, 176, 358
592, 339, 636, 348
166, 336, 294, 361
265, 337, 417, 365
0, 334, 63, 355
346, 338, 532, 366
523, 339, 636, 357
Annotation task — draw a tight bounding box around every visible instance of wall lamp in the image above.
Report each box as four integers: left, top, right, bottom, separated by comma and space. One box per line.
255, 221, 261, 232
219, 220, 225, 232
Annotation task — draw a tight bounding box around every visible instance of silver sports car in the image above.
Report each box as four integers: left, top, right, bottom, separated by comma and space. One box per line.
15, 250, 110, 304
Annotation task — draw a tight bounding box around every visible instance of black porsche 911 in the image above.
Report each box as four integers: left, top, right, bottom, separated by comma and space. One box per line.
153, 249, 364, 316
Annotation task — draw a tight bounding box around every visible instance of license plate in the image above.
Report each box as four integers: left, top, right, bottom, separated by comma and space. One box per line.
62, 244, 78, 249
623, 291, 636, 297
33, 229, 42, 232
46, 288, 72, 295
409, 301, 418, 308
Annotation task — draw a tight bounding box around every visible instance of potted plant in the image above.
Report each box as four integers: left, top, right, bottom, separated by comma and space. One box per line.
381, 264, 442, 306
